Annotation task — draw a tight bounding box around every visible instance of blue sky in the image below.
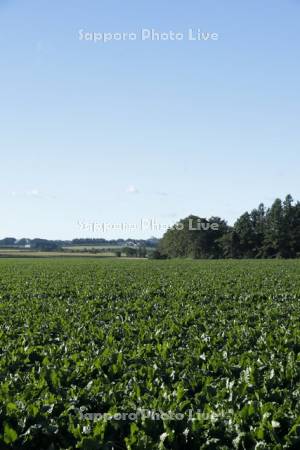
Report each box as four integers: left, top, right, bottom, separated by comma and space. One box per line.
1, 0, 299, 239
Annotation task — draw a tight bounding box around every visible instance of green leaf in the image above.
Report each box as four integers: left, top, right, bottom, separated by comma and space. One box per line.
3, 423, 18, 444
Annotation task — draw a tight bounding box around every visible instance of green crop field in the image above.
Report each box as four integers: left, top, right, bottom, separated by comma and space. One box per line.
0, 258, 299, 449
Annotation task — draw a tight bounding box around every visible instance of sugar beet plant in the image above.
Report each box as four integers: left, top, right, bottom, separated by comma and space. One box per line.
0, 258, 300, 449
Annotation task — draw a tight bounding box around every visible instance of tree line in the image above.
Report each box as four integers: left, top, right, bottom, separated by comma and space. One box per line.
157, 195, 300, 259
0, 237, 158, 252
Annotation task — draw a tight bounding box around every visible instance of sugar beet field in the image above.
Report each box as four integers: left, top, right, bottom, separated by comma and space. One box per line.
0, 258, 299, 449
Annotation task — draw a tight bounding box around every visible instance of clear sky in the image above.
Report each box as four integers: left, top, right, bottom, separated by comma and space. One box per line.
1, 0, 299, 239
